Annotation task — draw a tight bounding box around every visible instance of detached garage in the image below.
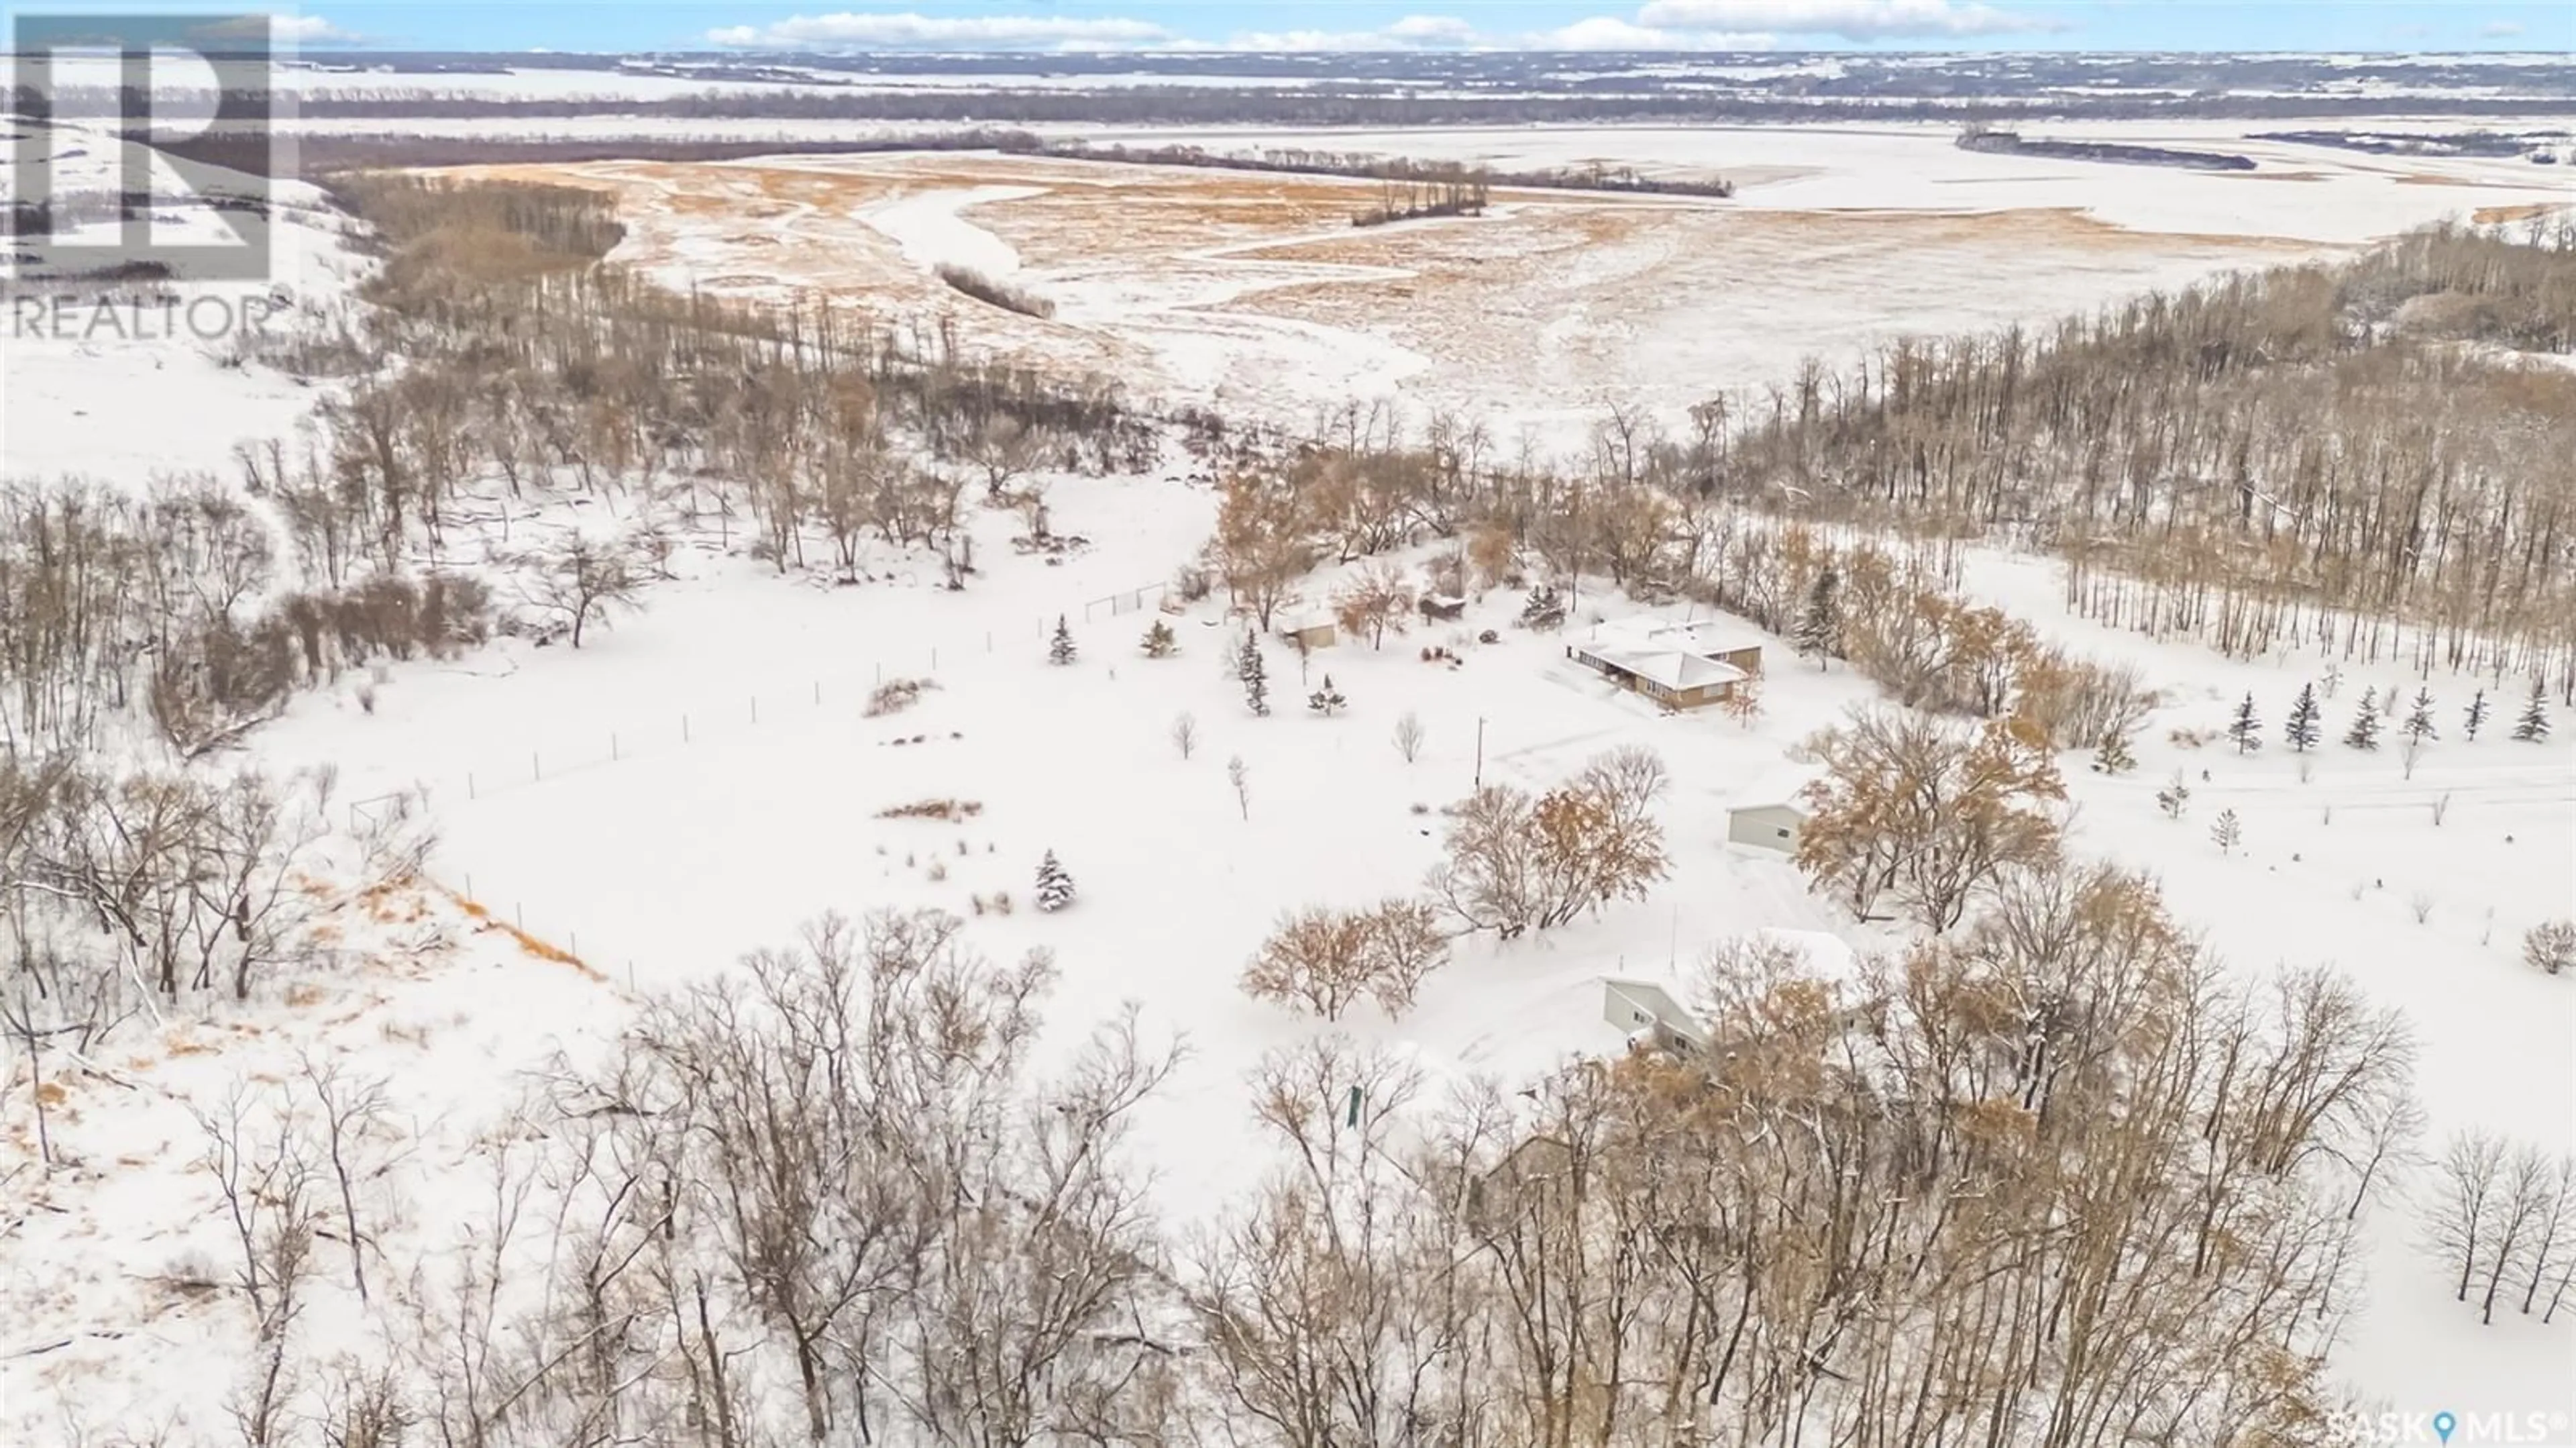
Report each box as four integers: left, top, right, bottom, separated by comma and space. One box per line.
1727, 802, 1809, 854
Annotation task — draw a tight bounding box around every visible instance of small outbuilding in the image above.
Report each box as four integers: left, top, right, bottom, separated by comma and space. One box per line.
1727, 803, 1810, 853
1277, 612, 1338, 650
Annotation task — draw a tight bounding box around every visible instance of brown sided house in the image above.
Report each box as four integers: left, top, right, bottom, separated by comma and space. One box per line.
1566, 615, 1761, 710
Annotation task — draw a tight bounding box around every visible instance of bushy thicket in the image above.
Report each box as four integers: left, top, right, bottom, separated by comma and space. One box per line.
0, 478, 488, 758
936, 262, 1057, 319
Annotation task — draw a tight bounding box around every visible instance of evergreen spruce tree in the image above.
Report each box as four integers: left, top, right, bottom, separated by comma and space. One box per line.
2210, 808, 2243, 855
2227, 692, 2262, 754
1794, 565, 1841, 668
2463, 688, 2489, 742
2092, 726, 2137, 775
1307, 673, 1348, 716
1238, 631, 1271, 716
2156, 770, 2191, 819
1518, 582, 1565, 630
2345, 688, 2382, 751
2513, 679, 2552, 742
1048, 615, 1077, 666
1034, 850, 1076, 913
1141, 618, 1177, 658
2402, 687, 2438, 745
2286, 683, 2322, 752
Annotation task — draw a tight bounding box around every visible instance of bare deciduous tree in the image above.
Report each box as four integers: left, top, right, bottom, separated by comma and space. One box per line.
1429, 746, 1668, 938
1794, 709, 2065, 930
523, 531, 645, 649
1391, 710, 1426, 763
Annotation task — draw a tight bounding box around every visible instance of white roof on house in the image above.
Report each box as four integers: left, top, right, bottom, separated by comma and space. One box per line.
1573, 615, 1754, 691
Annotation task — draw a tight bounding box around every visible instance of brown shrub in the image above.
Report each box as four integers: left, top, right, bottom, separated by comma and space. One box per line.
875, 798, 984, 822
865, 677, 938, 717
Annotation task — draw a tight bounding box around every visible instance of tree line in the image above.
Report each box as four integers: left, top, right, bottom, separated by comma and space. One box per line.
40, 83, 2576, 130
1713, 220, 2576, 697
160, 863, 2419, 1446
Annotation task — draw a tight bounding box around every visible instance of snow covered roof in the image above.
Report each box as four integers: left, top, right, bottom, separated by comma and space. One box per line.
1758, 928, 1860, 985
1572, 615, 1754, 691
1734, 764, 1821, 810
1629, 927, 1863, 1001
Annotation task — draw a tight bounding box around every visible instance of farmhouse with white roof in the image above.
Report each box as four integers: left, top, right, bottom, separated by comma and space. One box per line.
1566, 615, 1763, 710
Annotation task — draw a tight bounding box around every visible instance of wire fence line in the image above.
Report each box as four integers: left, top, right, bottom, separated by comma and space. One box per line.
345, 581, 1186, 987
386, 583, 1185, 818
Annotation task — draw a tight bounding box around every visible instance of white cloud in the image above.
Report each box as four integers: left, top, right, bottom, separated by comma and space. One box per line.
1385, 13, 1479, 43
707, 11, 1173, 50
193, 13, 361, 44
1221, 15, 1488, 50
704, 1, 2049, 54
1633, 0, 2055, 39
1540, 15, 1774, 49
271, 14, 360, 43
1224, 30, 1428, 50
2478, 19, 2524, 37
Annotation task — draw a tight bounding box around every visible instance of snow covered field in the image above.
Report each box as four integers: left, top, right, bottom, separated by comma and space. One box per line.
3, 452, 2563, 1433
3, 107, 2574, 1441
470, 124, 2570, 446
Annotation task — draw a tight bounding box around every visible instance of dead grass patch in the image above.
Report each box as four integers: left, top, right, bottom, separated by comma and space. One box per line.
439, 885, 607, 980
2473, 202, 2563, 225
877, 798, 984, 823
500, 923, 603, 978
865, 676, 938, 717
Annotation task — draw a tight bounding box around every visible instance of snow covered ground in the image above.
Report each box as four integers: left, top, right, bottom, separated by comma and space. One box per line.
3, 109, 2573, 1441
0, 121, 370, 481
1056, 119, 2576, 242
7, 441, 2555, 1435
858, 183, 1042, 276
468, 126, 2568, 449
1958, 550, 2576, 1422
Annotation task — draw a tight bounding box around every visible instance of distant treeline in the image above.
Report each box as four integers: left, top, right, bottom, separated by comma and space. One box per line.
21, 84, 2576, 131
1957, 127, 2255, 171
1035, 140, 1735, 201
146, 127, 1735, 206
152, 126, 1047, 178
2255, 129, 2566, 158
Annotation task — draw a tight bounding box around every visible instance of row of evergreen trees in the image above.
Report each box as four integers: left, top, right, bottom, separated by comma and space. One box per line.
1050, 611, 1352, 720
2226, 678, 2553, 755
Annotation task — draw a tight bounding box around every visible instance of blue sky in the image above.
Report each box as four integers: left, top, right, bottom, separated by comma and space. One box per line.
13, 0, 2574, 54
